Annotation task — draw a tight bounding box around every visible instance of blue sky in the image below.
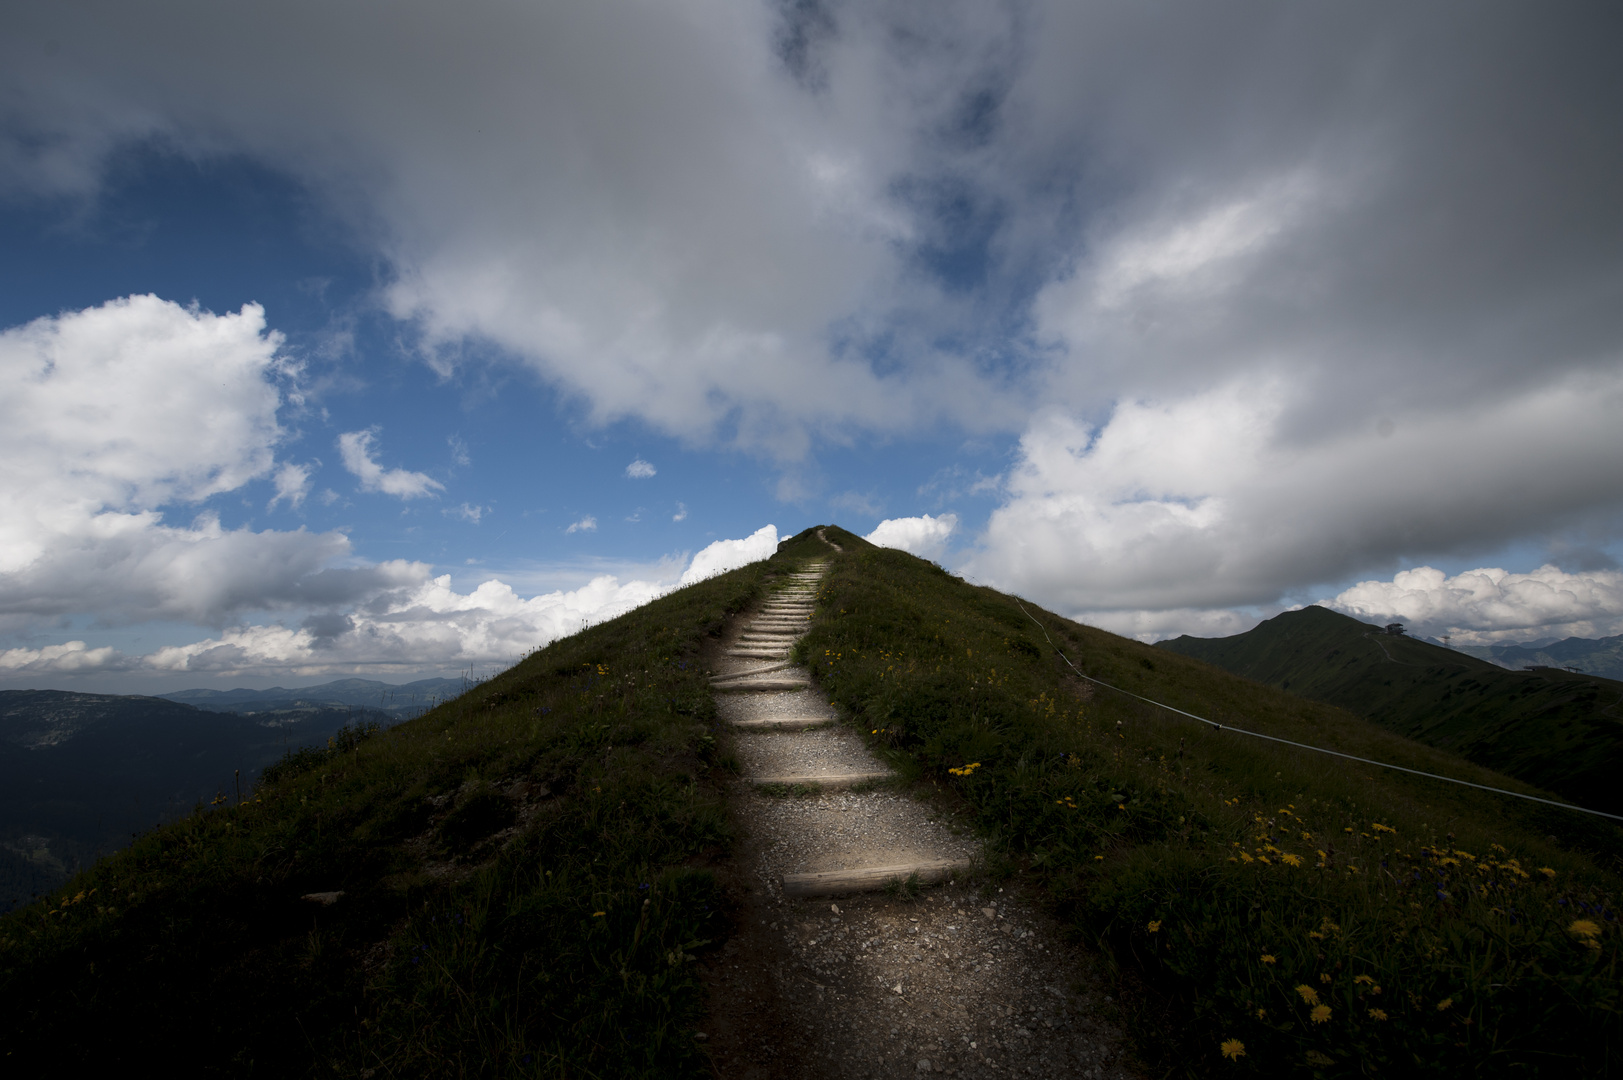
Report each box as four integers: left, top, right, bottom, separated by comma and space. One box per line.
3, 2, 1623, 692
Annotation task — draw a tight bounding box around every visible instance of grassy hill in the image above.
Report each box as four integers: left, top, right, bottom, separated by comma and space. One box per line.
2, 529, 1618, 1077
1156, 607, 1623, 815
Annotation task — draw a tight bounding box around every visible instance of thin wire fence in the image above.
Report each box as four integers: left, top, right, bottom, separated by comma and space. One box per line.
1013, 598, 1623, 825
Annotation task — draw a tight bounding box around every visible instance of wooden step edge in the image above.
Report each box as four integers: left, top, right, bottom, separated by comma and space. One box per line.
781, 859, 976, 898
746, 770, 892, 789
730, 717, 835, 730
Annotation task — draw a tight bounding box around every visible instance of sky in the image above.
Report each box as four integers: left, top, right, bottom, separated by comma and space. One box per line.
3, 1, 1622, 692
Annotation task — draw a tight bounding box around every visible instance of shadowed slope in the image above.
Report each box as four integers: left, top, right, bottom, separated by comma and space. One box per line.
1158, 606, 1623, 813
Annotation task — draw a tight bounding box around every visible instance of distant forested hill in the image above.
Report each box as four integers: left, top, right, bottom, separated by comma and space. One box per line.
1455, 634, 1623, 680
160, 675, 466, 720
0, 690, 392, 911
1158, 606, 1623, 814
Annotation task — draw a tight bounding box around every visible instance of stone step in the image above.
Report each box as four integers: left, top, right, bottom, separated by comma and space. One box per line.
746, 770, 891, 790
712, 677, 811, 692
781, 859, 974, 898
710, 660, 797, 682
727, 648, 790, 658
730, 716, 835, 731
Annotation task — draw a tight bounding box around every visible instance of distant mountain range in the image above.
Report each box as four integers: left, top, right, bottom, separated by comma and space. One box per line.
159, 675, 469, 719
0, 675, 468, 912
1449, 634, 1623, 680
1158, 606, 1623, 816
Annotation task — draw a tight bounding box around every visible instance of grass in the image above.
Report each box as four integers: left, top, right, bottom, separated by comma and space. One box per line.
1158, 605, 1623, 814
800, 526, 1621, 1077
0, 551, 821, 1077
5, 523, 1617, 1076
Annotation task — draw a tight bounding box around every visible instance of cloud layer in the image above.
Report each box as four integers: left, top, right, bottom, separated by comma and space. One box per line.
4, 4, 1623, 645
1328, 566, 1623, 645
0, 296, 369, 629
866, 514, 958, 562
963, 369, 1623, 636
2, 527, 783, 680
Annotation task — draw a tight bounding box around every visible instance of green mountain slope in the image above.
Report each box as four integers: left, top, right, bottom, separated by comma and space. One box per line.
3, 530, 1618, 1077
1470, 634, 1623, 681
1156, 606, 1623, 814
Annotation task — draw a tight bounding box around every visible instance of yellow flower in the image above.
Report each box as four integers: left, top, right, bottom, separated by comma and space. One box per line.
1260, 954, 1277, 965
1147, 920, 1162, 933
1310, 1004, 1331, 1024
1255, 1008, 1267, 1020
1436, 997, 1453, 1012
1354, 975, 1374, 986
1319, 972, 1332, 984
1368, 1008, 1388, 1021
1295, 984, 1320, 1006
1220, 1039, 1246, 1061
1280, 853, 1302, 867
592, 911, 606, 917
1570, 919, 1601, 938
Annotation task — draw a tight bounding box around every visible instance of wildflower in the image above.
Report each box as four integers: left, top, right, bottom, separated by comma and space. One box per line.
1570, 919, 1601, 939
1320, 973, 1332, 984
1368, 1008, 1388, 1021
592, 911, 606, 918
1281, 853, 1302, 868
1436, 998, 1453, 1011
1301, 831, 1313, 841
1372, 822, 1397, 834
1260, 954, 1277, 965
1295, 984, 1320, 1006
1238, 852, 1255, 864
1310, 1004, 1331, 1024
1540, 867, 1557, 879
1147, 920, 1162, 933
1354, 975, 1375, 986
1220, 1039, 1246, 1061
1255, 1008, 1267, 1020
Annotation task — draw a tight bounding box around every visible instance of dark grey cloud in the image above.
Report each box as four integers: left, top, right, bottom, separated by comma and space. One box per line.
3, 1, 1621, 637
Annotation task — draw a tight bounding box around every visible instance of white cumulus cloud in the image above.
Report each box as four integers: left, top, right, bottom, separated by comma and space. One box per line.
866, 514, 958, 561
1327, 566, 1623, 645
269, 461, 315, 510
678, 525, 780, 586
338, 429, 444, 499
1, 525, 785, 680
964, 368, 1623, 639
625, 458, 656, 479
565, 516, 597, 535
0, 295, 370, 629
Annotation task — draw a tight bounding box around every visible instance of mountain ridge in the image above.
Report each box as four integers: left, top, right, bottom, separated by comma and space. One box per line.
1157, 605, 1623, 813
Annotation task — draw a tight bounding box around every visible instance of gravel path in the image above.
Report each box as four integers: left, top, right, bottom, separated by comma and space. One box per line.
700, 555, 1139, 1079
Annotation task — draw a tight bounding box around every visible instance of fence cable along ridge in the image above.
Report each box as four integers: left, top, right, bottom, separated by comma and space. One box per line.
1012, 599, 1623, 825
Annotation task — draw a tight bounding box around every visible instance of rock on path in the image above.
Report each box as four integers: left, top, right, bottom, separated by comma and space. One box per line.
699, 556, 1140, 1079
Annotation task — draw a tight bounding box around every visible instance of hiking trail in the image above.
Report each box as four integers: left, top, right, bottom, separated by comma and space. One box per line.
698, 546, 1139, 1079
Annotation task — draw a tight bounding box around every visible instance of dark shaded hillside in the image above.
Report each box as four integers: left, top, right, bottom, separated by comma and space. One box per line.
1158, 606, 1623, 814
4, 532, 1618, 1078
0, 556, 780, 1077
0, 689, 389, 911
